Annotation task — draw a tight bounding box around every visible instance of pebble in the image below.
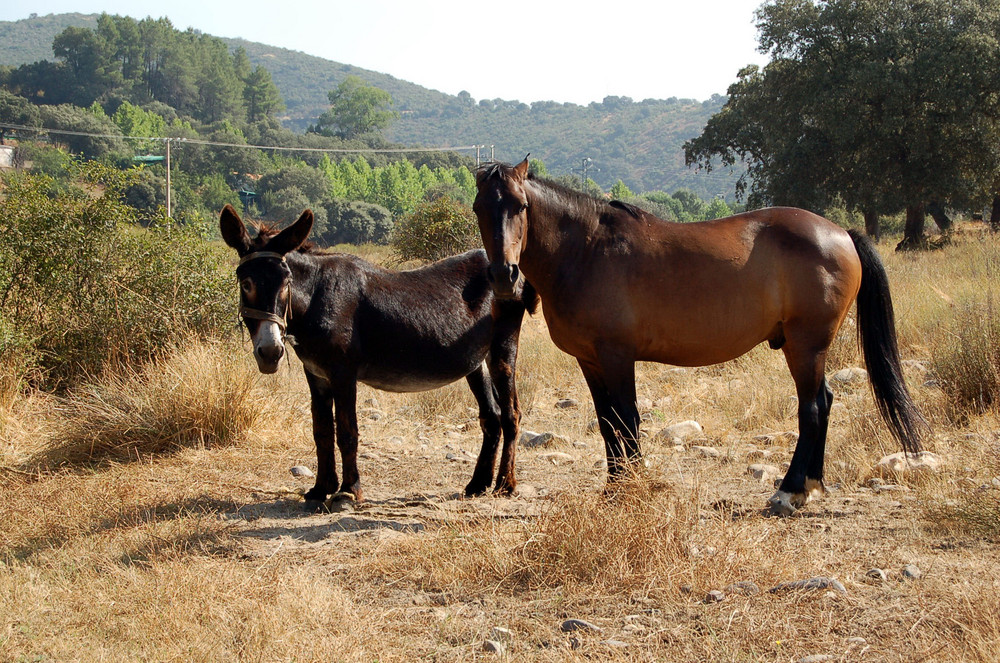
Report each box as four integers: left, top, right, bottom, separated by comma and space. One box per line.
656, 420, 704, 442
586, 419, 601, 434
445, 453, 472, 463
876, 451, 944, 476
902, 564, 923, 579
864, 568, 887, 583
289, 465, 314, 478
704, 590, 725, 603
388, 436, 404, 445
832, 367, 868, 383
797, 656, 834, 663
636, 397, 653, 410
846, 637, 868, 646
748, 464, 780, 481
483, 640, 505, 655
602, 640, 629, 648
490, 627, 513, 642
692, 445, 721, 458
555, 398, 579, 408
561, 619, 602, 633
769, 577, 847, 595
540, 452, 575, 465
724, 581, 760, 596
521, 431, 554, 448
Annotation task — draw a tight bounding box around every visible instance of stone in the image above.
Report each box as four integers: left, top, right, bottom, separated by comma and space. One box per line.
483, 640, 505, 655
586, 419, 601, 434
724, 581, 760, 596
540, 452, 575, 465
636, 397, 653, 410
832, 367, 868, 383
864, 568, 887, 583
704, 590, 725, 603
846, 637, 868, 646
797, 656, 834, 663
445, 452, 472, 463
489, 627, 514, 643
561, 618, 602, 633
289, 465, 314, 478
769, 577, 847, 595
520, 430, 541, 445
692, 445, 721, 458
555, 398, 579, 409
602, 640, 629, 648
876, 451, 945, 476
902, 564, 923, 580
748, 464, 780, 481
522, 431, 557, 448
388, 436, 404, 445
656, 420, 703, 442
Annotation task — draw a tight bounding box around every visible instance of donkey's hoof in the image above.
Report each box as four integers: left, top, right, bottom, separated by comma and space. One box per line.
464, 482, 489, 498
326, 492, 357, 513
303, 499, 328, 513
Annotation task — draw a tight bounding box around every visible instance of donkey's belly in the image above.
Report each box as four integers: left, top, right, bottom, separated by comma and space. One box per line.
358, 365, 478, 393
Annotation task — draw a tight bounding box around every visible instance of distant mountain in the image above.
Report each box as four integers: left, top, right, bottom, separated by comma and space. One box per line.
0, 13, 740, 198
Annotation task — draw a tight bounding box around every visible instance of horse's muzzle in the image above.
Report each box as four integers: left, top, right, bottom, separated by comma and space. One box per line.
488, 262, 521, 299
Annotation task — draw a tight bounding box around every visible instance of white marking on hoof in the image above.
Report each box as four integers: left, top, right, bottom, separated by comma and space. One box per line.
768, 490, 797, 516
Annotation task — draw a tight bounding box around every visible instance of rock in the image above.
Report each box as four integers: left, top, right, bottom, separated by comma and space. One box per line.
289, 465, 314, 478
748, 464, 780, 481
832, 367, 868, 383
388, 436, 404, 445
797, 656, 834, 663
724, 581, 760, 596
520, 430, 541, 445
445, 452, 472, 463
540, 452, 575, 466
692, 445, 721, 458
902, 564, 923, 579
846, 637, 867, 646
864, 568, 887, 583
490, 627, 514, 642
876, 451, 945, 476
602, 640, 629, 648
555, 398, 579, 409
769, 577, 847, 595
636, 397, 653, 410
586, 419, 601, 434
522, 431, 556, 448
656, 420, 703, 442
704, 590, 725, 603
561, 618, 602, 633
483, 640, 505, 655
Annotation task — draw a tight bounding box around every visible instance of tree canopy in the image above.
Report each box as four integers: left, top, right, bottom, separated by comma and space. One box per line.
684, 0, 1000, 244
313, 75, 398, 140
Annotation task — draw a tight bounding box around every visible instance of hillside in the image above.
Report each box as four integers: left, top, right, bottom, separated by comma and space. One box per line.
0, 13, 740, 198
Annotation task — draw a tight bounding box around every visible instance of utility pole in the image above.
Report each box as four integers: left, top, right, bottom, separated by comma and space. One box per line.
581, 157, 592, 183
165, 138, 171, 218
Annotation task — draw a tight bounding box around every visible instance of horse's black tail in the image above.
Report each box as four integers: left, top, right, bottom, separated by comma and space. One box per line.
849, 229, 926, 453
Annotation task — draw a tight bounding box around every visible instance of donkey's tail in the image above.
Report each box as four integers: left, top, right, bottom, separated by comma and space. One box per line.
849, 229, 926, 453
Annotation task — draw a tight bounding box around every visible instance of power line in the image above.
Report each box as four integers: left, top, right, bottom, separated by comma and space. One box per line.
0, 122, 479, 155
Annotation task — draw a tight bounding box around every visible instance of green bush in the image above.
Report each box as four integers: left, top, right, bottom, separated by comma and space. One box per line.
321, 199, 393, 245
391, 196, 481, 263
0, 163, 234, 391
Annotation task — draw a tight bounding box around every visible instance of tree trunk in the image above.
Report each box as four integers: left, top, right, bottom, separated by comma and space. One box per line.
926, 201, 952, 232
896, 203, 926, 251
991, 195, 1000, 233
863, 209, 880, 240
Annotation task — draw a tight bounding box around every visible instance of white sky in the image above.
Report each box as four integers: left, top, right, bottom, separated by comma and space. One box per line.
1, 0, 770, 104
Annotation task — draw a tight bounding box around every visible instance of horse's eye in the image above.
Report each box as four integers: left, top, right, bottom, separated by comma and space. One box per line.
520, 202, 529, 212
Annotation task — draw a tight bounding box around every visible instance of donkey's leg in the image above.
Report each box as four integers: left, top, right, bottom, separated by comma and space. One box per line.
303, 371, 338, 509
770, 344, 830, 516
464, 364, 502, 497
487, 302, 527, 495
578, 352, 641, 483
332, 379, 363, 503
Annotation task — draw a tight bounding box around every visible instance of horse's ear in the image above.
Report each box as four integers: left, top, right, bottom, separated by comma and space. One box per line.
219, 204, 252, 255
269, 209, 314, 255
513, 156, 530, 181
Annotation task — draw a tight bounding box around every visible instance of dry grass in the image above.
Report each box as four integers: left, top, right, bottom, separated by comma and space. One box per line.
2, 226, 1000, 662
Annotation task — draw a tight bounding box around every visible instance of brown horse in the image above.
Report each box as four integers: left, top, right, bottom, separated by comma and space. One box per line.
474, 159, 925, 515
220, 205, 537, 510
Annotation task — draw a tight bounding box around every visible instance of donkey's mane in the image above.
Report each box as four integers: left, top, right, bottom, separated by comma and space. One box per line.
252, 222, 321, 254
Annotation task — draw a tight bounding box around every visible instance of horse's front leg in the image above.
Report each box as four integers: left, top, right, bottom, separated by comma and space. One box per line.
578, 352, 642, 484
332, 379, 363, 503
303, 371, 338, 510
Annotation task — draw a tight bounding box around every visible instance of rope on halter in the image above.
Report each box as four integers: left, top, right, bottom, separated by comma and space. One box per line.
236, 250, 293, 337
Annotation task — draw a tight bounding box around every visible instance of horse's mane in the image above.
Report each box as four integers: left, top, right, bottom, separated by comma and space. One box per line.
477, 161, 642, 221
251, 222, 321, 254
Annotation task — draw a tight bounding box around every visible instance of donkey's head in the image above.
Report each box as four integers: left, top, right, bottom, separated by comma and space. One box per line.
219, 204, 313, 374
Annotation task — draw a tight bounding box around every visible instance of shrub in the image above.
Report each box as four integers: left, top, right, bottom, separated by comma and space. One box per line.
0, 162, 234, 390
391, 196, 480, 262
931, 297, 1000, 418
321, 199, 393, 245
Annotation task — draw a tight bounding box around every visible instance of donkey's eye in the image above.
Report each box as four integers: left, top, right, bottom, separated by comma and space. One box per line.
240, 278, 253, 293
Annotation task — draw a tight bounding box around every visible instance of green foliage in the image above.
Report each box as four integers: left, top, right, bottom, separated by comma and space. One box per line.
0, 163, 233, 390
391, 197, 480, 262
609, 179, 634, 199
321, 199, 394, 245
314, 75, 398, 140
38, 103, 126, 159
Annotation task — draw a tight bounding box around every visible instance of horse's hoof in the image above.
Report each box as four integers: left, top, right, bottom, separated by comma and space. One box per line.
303, 499, 327, 513
767, 490, 805, 517
326, 492, 357, 513
464, 483, 489, 498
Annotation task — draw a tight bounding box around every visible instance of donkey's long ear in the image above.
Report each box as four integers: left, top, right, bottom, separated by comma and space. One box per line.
268, 209, 314, 255
513, 154, 530, 181
219, 204, 252, 256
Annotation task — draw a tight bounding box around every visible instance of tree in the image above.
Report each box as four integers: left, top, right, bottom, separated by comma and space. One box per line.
0, 90, 42, 144
243, 65, 284, 123
685, 0, 1000, 247
314, 75, 398, 140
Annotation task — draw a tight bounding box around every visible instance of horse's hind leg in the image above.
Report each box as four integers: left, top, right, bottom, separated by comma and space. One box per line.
770, 344, 833, 516
465, 365, 502, 497
303, 371, 339, 509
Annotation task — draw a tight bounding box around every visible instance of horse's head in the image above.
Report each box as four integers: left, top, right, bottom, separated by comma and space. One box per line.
219, 204, 313, 374
473, 157, 531, 299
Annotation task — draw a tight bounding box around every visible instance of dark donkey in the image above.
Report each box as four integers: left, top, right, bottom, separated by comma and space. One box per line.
219, 204, 538, 509
474, 159, 926, 516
